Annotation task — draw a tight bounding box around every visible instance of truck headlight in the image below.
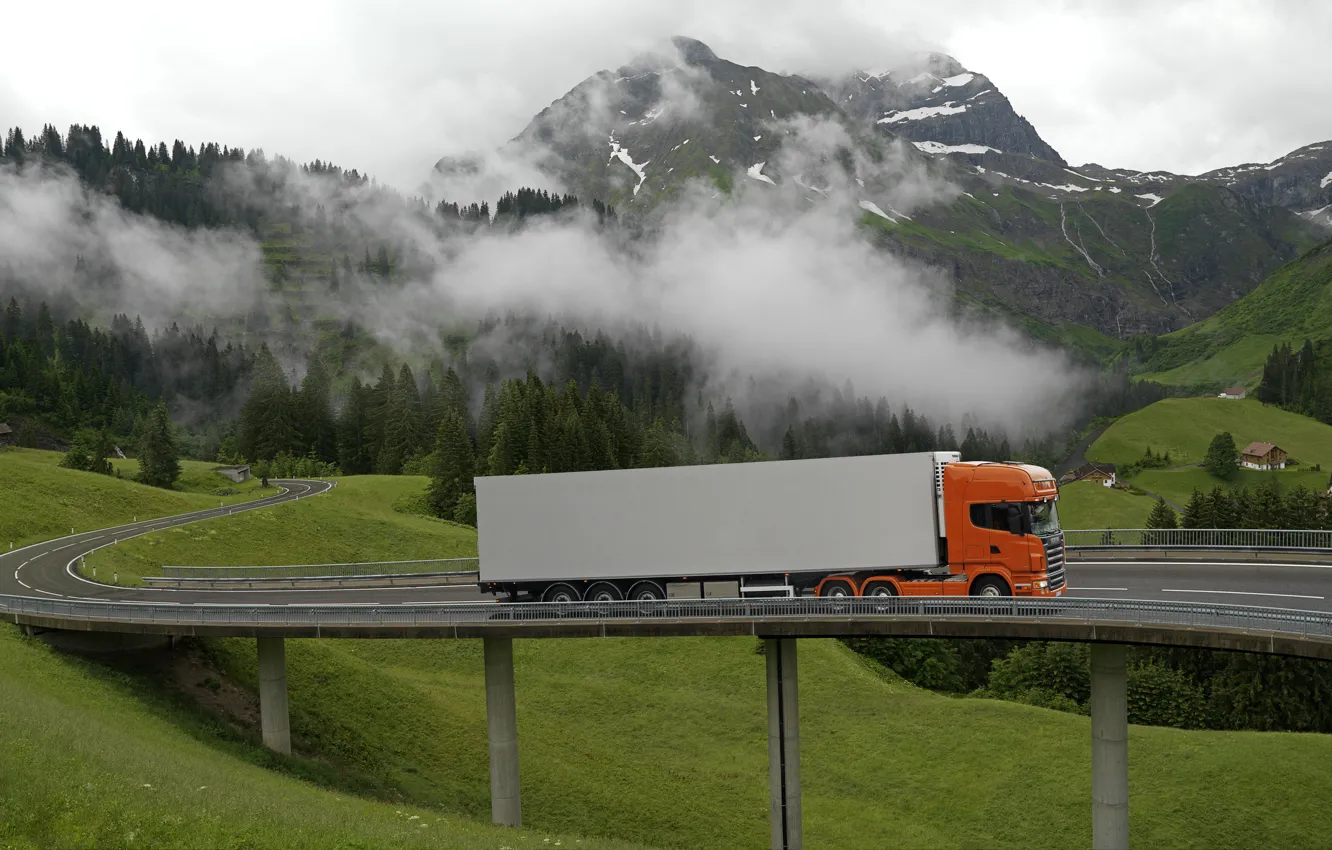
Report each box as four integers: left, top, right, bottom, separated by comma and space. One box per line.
1033, 580, 1049, 589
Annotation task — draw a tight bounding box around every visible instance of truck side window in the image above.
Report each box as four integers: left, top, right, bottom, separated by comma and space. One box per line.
969, 504, 1011, 531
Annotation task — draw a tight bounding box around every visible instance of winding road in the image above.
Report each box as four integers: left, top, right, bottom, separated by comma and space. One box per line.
2, 478, 1330, 614
0, 480, 486, 607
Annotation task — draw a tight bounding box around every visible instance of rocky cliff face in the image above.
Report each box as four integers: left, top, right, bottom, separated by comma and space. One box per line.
819, 53, 1065, 166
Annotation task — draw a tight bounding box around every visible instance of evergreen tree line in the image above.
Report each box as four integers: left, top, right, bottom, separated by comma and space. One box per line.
1256, 339, 1332, 424
1178, 480, 1332, 531
0, 297, 250, 445
845, 635, 1332, 734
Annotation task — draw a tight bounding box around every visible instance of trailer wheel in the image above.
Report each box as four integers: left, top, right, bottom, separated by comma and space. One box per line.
542, 583, 582, 603
628, 581, 665, 601
585, 582, 623, 603
864, 581, 897, 597
969, 576, 1011, 598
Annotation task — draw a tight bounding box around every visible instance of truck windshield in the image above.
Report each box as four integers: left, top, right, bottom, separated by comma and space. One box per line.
1030, 501, 1061, 537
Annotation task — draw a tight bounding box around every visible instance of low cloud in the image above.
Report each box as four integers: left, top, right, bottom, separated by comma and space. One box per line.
0, 162, 265, 327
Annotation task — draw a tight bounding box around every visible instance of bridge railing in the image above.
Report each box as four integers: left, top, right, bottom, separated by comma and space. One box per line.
1064, 528, 1332, 551
159, 558, 479, 580
6, 594, 1332, 640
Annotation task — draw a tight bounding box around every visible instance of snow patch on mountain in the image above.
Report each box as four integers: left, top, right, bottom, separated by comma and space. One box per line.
1136, 193, 1164, 207
941, 72, 975, 87
858, 199, 911, 221
1321, 171, 1332, 189
878, 102, 967, 123
859, 200, 893, 220
750, 79, 759, 95
709, 155, 720, 164
607, 138, 648, 195
1043, 183, 1091, 193
747, 161, 776, 185
901, 72, 937, 86
913, 141, 999, 155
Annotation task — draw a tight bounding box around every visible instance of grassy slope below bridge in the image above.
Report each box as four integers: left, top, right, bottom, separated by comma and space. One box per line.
0, 448, 279, 549
84, 475, 477, 585
0, 625, 637, 850
194, 633, 1332, 850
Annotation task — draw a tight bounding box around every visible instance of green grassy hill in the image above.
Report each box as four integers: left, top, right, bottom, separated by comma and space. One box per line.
0, 449, 278, 549
1086, 397, 1332, 506
0, 625, 635, 849
1090, 397, 1332, 468
1138, 238, 1332, 386
1057, 480, 1156, 529
85, 475, 477, 585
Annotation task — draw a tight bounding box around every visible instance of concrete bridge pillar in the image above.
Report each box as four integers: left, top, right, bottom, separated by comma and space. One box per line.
257, 637, 291, 755
485, 636, 522, 828
1091, 643, 1129, 849
765, 638, 802, 850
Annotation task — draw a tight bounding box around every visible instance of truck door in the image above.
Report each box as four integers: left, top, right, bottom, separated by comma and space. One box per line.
966, 503, 1031, 568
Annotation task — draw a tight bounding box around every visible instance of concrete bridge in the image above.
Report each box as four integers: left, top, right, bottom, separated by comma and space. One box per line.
5, 479, 1332, 850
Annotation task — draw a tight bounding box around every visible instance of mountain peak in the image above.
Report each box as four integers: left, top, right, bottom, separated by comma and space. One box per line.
670, 36, 719, 68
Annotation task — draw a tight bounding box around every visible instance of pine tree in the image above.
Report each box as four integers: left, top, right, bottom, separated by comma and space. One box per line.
336, 376, 374, 474
1145, 498, 1179, 529
237, 344, 297, 461
1203, 431, 1238, 479
297, 357, 337, 463
779, 425, 798, 460
377, 363, 424, 474
138, 400, 180, 488
426, 411, 475, 519
1182, 489, 1206, 529
362, 364, 397, 469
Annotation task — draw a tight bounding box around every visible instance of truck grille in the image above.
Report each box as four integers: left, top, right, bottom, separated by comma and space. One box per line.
1043, 534, 1066, 591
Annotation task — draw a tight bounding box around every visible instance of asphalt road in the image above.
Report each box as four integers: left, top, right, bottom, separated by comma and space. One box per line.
3, 482, 1331, 612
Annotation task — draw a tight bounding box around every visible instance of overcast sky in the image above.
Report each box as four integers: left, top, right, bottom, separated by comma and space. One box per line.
2, 0, 1327, 194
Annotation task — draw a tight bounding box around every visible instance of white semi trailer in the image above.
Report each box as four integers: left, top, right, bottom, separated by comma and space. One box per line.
474, 451, 1066, 602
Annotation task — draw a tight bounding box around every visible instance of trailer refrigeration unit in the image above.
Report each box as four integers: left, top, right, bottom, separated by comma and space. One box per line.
474, 451, 1066, 602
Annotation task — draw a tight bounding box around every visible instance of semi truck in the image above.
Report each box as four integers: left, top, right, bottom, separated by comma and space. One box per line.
474, 451, 1066, 602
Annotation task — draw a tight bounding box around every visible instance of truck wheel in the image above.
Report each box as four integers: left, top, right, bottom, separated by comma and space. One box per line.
819, 580, 855, 598
628, 581, 665, 601
585, 582, 622, 602
542, 583, 581, 603
864, 581, 897, 597
969, 576, 1010, 598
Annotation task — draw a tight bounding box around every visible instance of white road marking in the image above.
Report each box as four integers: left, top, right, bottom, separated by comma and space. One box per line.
34, 588, 63, 597
1077, 560, 1332, 570
1160, 588, 1324, 600
1070, 587, 1128, 591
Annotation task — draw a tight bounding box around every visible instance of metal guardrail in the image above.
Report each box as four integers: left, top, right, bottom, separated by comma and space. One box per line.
160, 558, 479, 580
6, 594, 1332, 640
1064, 529, 1332, 550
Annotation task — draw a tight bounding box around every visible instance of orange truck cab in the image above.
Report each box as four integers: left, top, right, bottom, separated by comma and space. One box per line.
814, 456, 1066, 599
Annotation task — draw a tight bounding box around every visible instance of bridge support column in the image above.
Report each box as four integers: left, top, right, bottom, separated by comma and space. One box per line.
766, 638, 801, 850
1091, 643, 1129, 850
257, 637, 291, 756
485, 636, 522, 828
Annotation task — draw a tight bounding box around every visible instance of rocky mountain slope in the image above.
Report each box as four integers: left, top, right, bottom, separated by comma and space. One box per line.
435, 37, 1328, 346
